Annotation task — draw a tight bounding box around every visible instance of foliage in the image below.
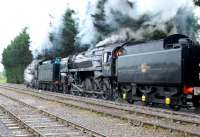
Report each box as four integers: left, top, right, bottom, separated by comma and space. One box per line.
36, 48, 55, 60
91, 0, 113, 40
149, 30, 167, 40
175, 8, 200, 40
0, 71, 6, 83
2, 28, 33, 83
142, 29, 167, 41
91, 0, 167, 43
37, 9, 87, 60
60, 9, 78, 57
194, 0, 200, 6
37, 0, 200, 61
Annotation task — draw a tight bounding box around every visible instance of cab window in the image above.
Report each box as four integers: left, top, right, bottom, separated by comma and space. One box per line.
103, 52, 111, 63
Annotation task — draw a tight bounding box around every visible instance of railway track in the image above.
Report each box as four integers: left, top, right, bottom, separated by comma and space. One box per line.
0, 84, 200, 136
0, 106, 34, 137
0, 86, 105, 137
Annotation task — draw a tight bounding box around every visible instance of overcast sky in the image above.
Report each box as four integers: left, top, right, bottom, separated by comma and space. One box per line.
0, 0, 88, 72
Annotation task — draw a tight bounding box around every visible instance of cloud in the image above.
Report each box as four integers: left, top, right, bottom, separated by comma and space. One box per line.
0, 0, 200, 72
0, 0, 71, 71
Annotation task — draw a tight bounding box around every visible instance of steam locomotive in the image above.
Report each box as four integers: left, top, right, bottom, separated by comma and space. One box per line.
28, 34, 200, 109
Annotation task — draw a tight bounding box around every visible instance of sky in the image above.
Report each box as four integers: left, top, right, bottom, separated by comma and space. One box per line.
0, 0, 87, 72
0, 0, 199, 72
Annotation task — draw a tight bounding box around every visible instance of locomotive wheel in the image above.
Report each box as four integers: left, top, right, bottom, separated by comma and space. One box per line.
76, 91, 82, 96
85, 78, 93, 91
138, 86, 155, 106
192, 95, 200, 108
53, 84, 59, 92
81, 78, 93, 97
112, 89, 119, 101
46, 84, 49, 91
52, 85, 55, 92
44, 84, 47, 90
41, 84, 44, 90
50, 84, 54, 92
100, 79, 112, 100
39, 84, 42, 90
80, 80, 86, 96
47, 84, 50, 91
43, 84, 45, 90
170, 105, 181, 111
92, 79, 101, 98
169, 94, 181, 111
139, 86, 154, 94
63, 85, 70, 94
71, 89, 77, 95
56, 85, 59, 92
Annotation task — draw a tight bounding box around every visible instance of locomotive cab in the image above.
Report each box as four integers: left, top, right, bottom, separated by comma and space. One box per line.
102, 43, 123, 77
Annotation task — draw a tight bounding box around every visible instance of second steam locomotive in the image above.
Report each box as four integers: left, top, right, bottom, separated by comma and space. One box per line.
27, 34, 200, 109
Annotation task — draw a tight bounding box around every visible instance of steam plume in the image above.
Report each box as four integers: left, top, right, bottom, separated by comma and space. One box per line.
74, 0, 199, 47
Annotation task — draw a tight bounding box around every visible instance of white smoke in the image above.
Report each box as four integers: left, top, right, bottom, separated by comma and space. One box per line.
24, 60, 41, 84
104, 0, 193, 25
132, 0, 193, 21
96, 25, 171, 47
67, 0, 100, 45
73, 0, 199, 47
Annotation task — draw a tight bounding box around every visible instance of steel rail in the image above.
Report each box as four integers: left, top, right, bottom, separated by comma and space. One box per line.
2, 83, 199, 119
0, 104, 43, 136
0, 89, 107, 137
2, 84, 199, 124
1, 84, 200, 136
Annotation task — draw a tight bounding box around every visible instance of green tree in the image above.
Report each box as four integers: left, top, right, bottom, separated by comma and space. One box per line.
60, 9, 78, 57
46, 9, 82, 59
2, 28, 33, 83
194, 0, 200, 6
91, 0, 113, 39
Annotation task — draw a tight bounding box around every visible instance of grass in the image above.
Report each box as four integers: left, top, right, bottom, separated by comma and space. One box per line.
0, 73, 7, 83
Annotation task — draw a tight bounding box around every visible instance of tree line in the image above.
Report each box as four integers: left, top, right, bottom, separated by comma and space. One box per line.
2, 1, 200, 83
37, 9, 88, 60
2, 28, 32, 83
194, 0, 200, 6
2, 9, 86, 84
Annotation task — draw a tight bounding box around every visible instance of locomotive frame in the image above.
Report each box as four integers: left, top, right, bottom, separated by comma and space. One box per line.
28, 34, 200, 110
